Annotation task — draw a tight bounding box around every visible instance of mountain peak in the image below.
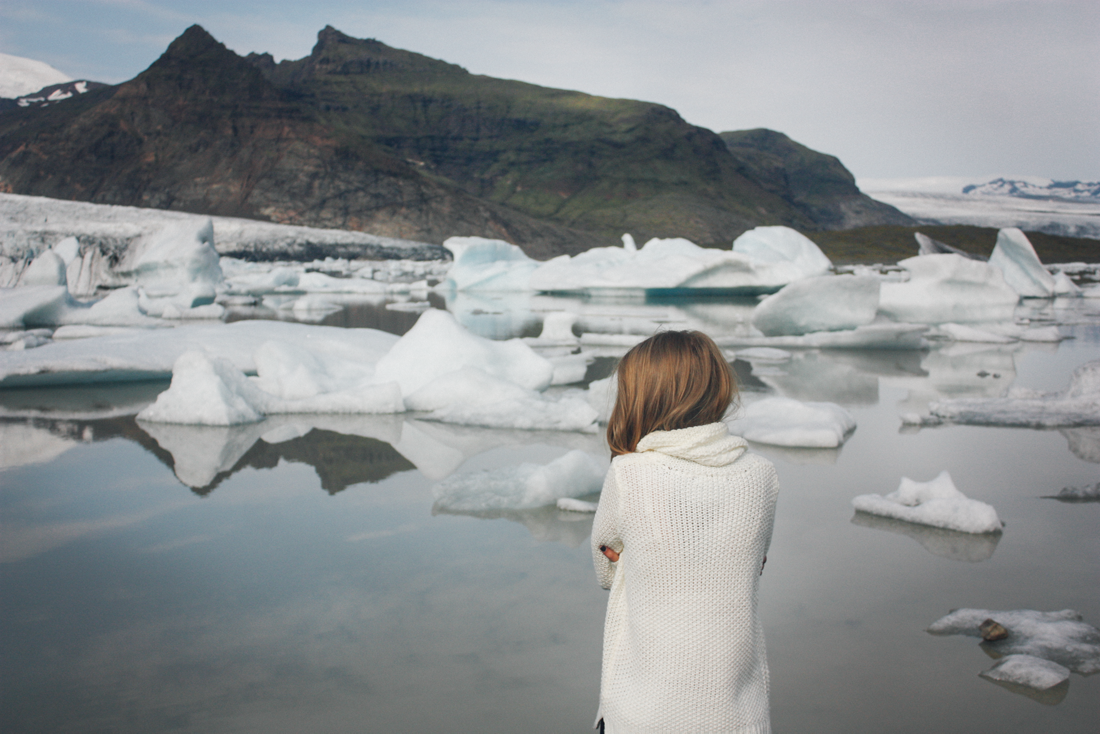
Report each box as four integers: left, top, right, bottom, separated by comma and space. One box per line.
162, 25, 226, 62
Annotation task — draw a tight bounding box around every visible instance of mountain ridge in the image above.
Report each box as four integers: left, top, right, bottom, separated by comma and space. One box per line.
0, 25, 913, 258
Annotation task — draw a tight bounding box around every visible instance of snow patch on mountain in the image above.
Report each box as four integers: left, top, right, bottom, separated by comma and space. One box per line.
0, 52, 71, 99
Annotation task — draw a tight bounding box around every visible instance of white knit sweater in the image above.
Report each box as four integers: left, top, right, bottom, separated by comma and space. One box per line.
592, 423, 779, 734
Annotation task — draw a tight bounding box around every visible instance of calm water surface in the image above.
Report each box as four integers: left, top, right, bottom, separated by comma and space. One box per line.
2, 295, 1098, 733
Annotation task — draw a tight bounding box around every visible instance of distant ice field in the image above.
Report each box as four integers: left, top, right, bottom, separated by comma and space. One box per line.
859, 177, 1100, 240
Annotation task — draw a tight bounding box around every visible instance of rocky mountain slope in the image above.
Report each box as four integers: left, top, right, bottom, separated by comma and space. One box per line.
0, 25, 912, 258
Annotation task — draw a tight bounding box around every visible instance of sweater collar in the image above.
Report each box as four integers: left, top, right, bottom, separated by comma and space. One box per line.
635, 422, 746, 467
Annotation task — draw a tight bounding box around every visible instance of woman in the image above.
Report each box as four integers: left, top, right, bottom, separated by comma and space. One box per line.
592, 330, 779, 734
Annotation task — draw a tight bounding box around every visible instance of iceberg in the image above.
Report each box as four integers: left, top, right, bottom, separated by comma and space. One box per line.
431, 450, 607, 512
732, 226, 833, 277
0, 320, 398, 387
1042, 482, 1100, 502
440, 237, 538, 291
917, 359, 1100, 427
17, 250, 67, 287
927, 608, 1100, 675
852, 470, 1002, 534
404, 367, 597, 432
114, 220, 223, 301
751, 275, 879, 336
727, 396, 856, 448
373, 308, 554, 396
878, 254, 1019, 323
988, 228, 1056, 297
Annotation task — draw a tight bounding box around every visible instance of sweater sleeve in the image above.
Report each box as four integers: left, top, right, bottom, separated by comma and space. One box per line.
591, 462, 623, 590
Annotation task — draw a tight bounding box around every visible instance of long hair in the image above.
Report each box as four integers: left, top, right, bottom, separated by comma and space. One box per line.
606, 330, 738, 457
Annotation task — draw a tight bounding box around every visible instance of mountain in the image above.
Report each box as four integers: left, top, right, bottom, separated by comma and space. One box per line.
0, 80, 110, 113
0, 25, 912, 258
719, 129, 913, 229
0, 52, 72, 99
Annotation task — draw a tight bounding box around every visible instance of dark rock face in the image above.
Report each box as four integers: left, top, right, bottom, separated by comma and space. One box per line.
720, 128, 913, 229
1, 25, 912, 259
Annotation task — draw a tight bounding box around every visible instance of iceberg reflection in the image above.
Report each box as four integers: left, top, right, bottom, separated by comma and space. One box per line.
851, 510, 1002, 562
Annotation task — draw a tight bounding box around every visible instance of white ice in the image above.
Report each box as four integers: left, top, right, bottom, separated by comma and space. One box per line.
979, 655, 1071, 691
878, 254, 1019, 324
852, 470, 1003, 534
731, 226, 833, 277
374, 308, 554, 396
734, 347, 791, 362
715, 323, 929, 350
928, 323, 1016, 344
927, 608, 1100, 675
557, 497, 599, 512
916, 359, 1100, 427
431, 450, 607, 512
404, 366, 597, 431
1044, 482, 1100, 501
727, 396, 856, 448
988, 228, 1056, 298
751, 275, 879, 336
440, 237, 539, 291
0, 320, 398, 386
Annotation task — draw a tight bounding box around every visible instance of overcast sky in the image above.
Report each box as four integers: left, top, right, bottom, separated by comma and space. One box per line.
2, 0, 1096, 181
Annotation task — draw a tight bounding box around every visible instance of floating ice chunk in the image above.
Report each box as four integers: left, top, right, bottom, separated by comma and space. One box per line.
116, 220, 223, 299
295, 271, 387, 294
538, 312, 579, 343
853, 470, 1002, 534
138, 351, 265, 426
528, 247, 631, 292
405, 367, 597, 431
715, 322, 928, 350
557, 497, 599, 512
928, 608, 1100, 675
1051, 270, 1081, 296
728, 396, 856, 447
879, 254, 1019, 323
915, 232, 986, 261
0, 286, 68, 328
432, 450, 607, 511
930, 323, 1016, 343
587, 375, 617, 424
621, 233, 637, 252
921, 359, 1100, 427
989, 228, 1056, 297
732, 226, 832, 276
250, 340, 360, 399
374, 309, 554, 396
735, 347, 791, 362
225, 266, 300, 294
441, 237, 538, 291
0, 320, 399, 387
52, 236, 81, 265
979, 655, 1070, 691
752, 275, 879, 336
1043, 482, 1100, 502
546, 352, 589, 385
18, 250, 67, 287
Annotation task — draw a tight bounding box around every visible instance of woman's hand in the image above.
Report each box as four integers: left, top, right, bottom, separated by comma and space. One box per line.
599, 545, 620, 563
760, 555, 767, 575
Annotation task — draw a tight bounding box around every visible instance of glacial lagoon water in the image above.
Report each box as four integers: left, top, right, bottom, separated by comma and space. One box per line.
2, 294, 1099, 733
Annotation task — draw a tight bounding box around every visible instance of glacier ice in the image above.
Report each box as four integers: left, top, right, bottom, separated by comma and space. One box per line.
928, 608, 1100, 675
916, 359, 1100, 427
732, 225, 833, 276
852, 470, 1002, 534
18, 250, 67, 287
115, 220, 223, 301
374, 308, 554, 396
988, 228, 1056, 298
440, 236, 538, 292
752, 275, 879, 336
138, 351, 266, 426
431, 450, 607, 512
878, 254, 1019, 323
727, 396, 856, 448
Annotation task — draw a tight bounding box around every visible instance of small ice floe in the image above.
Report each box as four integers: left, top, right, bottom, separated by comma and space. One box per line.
734, 347, 791, 362
914, 359, 1100, 428
988, 228, 1057, 298
715, 322, 928, 350
1042, 482, 1100, 502
432, 450, 606, 512
524, 311, 579, 346
849, 511, 1001, 562
927, 323, 1016, 344
928, 607, 1100, 678
751, 275, 879, 336
557, 497, 599, 512
852, 470, 1002, 534
979, 655, 1071, 691
727, 396, 856, 448
878, 253, 1020, 323
404, 366, 598, 432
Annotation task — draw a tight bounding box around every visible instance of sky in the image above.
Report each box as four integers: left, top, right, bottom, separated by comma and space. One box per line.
1, 0, 1097, 182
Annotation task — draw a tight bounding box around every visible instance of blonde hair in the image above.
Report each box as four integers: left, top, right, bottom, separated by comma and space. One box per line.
606, 330, 737, 457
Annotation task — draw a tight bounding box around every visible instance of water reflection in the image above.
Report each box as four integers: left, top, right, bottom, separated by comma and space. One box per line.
979, 676, 1070, 706
1059, 426, 1100, 463
431, 504, 597, 548
850, 511, 1002, 562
